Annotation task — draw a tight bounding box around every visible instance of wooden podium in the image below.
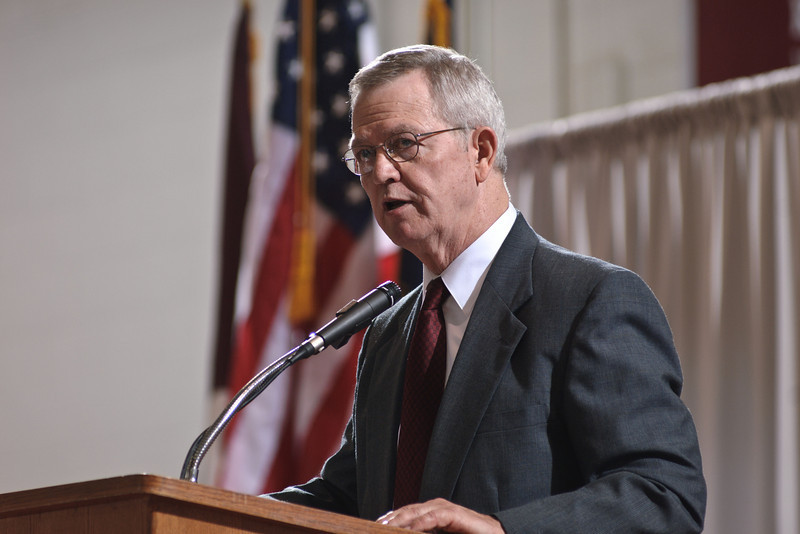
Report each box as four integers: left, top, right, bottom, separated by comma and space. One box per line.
0, 474, 404, 533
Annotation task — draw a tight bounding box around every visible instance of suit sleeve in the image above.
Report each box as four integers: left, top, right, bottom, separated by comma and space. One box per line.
495, 269, 706, 534
262, 414, 359, 515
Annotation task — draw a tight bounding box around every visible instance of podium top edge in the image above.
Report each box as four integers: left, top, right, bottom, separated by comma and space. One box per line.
0, 474, 406, 533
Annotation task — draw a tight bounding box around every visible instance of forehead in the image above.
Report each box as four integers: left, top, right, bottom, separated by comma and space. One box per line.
350, 70, 437, 143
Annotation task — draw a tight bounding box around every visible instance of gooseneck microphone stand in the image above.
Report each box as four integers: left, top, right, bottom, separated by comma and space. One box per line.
180, 281, 401, 483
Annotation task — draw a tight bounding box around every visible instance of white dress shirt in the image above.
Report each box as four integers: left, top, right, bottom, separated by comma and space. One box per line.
420, 203, 517, 382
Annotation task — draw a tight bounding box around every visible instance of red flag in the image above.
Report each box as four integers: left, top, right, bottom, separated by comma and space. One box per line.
216, 0, 379, 494
211, 1, 256, 392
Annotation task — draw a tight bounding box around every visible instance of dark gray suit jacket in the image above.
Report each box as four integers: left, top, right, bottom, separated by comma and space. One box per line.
270, 214, 706, 533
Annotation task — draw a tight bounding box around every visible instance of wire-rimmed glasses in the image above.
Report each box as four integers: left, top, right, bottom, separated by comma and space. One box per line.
342, 127, 467, 176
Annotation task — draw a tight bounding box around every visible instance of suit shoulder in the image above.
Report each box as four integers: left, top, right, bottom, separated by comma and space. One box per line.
534, 236, 630, 279
486, 215, 645, 310
530, 236, 656, 304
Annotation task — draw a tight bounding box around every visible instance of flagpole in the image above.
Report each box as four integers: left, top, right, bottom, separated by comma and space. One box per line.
289, 0, 317, 324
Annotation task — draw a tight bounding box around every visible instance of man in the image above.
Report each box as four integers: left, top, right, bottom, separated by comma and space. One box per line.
268, 45, 706, 533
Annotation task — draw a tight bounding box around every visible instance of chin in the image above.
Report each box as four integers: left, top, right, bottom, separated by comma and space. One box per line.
378, 223, 415, 250
377, 210, 428, 248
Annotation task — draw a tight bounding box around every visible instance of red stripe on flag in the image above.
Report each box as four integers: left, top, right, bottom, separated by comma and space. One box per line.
299, 334, 361, 481
262, 366, 301, 493
378, 250, 401, 284
313, 222, 358, 320
228, 161, 298, 394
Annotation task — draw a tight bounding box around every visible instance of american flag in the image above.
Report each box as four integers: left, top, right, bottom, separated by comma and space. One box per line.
215, 0, 382, 494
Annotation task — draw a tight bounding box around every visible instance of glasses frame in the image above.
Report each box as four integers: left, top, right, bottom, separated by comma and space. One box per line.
342, 127, 467, 176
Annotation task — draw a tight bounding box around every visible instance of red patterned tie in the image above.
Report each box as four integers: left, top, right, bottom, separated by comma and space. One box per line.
393, 277, 449, 508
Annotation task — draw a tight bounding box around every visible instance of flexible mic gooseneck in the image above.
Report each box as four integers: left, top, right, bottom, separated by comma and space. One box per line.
180, 280, 402, 483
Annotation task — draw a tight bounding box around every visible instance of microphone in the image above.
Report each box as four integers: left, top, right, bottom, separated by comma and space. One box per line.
290, 280, 402, 362
180, 280, 402, 483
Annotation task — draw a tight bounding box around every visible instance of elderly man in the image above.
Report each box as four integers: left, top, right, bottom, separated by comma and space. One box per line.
268, 44, 706, 534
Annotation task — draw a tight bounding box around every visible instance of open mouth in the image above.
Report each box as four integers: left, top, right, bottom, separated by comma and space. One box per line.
384, 200, 408, 212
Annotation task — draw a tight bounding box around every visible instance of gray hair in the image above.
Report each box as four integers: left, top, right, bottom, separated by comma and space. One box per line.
349, 44, 507, 174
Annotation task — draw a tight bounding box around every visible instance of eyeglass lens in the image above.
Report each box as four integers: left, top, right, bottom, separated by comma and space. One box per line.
346, 132, 419, 175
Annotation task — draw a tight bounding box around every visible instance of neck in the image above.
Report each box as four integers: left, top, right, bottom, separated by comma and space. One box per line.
417, 191, 510, 274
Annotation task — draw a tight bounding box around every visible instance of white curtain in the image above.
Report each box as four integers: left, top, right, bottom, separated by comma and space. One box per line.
505, 66, 800, 534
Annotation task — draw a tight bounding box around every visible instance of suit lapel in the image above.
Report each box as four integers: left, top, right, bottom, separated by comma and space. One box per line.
419, 215, 538, 501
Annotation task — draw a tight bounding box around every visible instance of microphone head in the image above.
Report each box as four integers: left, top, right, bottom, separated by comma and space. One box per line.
377, 280, 402, 305
314, 280, 404, 350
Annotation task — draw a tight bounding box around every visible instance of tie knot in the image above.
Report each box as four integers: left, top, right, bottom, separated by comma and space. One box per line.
422, 278, 448, 310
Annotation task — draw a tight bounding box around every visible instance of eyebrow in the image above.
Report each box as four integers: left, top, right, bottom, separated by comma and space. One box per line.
350, 125, 421, 147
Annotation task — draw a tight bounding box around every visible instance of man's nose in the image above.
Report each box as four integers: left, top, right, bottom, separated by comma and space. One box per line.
371, 147, 401, 183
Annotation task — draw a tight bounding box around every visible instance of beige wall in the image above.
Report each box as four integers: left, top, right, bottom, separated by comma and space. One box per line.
0, 0, 691, 493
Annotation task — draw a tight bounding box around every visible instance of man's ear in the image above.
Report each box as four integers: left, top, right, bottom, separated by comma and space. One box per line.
473, 127, 499, 183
